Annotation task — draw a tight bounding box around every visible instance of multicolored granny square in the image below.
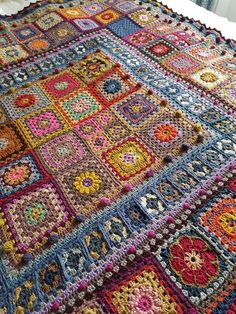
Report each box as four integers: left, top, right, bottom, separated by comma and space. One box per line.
102, 137, 155, 180
35, 12, 63, 31
113, 92, 161, 127
214, 57, 236, 75
191, 67, 229, 90
72, 51, 113, 83
0, 124, 28, 164
46, 22, 78, 45
82, 2, 107, 14
124, 29, 157, 48
193, 190, 236, 257
221, 80, 236, 106
2, 85, 50, 119
0, 152, 46, 198
161, 52, 202, 76
129, 9, 156, 26
137, 109, 201, 157
0, 31, 16, 47
56, 90, 101, 125
188, 44, 219, 62
0, 45, 28, 65
38, 131, 88, 172
25, 37, 51, 52
88, 68, 137, 106
11, 24, 42, 42
95, 9, 121, 25
98, 254, 196, 313
39, 72, 82, 100
56, 7, 88, 19
17, 106, 70, 147
73, 18, 101, 32
163, 30, 204, 49
142, 39, 178, 61
114, 1, 139, 13
55, 158, 118, 215
1, 182, 71, 253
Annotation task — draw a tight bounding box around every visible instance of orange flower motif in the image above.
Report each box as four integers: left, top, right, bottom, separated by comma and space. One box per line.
154, 124, 178, 142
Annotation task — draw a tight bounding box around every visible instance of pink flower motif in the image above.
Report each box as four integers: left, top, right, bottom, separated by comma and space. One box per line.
127, 285, 162, 314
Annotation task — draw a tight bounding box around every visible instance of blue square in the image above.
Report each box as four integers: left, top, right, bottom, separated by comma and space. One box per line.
12, 25, 41, 42
107, 17, 141, 38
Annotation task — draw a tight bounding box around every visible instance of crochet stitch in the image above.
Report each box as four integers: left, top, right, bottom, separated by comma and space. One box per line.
0, 0, 235, 313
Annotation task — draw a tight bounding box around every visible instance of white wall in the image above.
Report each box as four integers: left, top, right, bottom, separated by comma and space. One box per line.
226, 0, 236, 22
214, 0, 236, 22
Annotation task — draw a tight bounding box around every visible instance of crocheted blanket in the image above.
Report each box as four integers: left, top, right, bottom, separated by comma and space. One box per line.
0, 0, 235, 313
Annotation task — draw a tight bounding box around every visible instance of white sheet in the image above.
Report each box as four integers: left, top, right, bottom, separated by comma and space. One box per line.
0, 0, 235, 40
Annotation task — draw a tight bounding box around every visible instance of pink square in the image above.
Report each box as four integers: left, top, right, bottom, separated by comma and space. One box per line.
26, 111, 60, 137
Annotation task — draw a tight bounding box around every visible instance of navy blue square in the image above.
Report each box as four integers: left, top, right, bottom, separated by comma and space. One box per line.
107, 17, 141, 37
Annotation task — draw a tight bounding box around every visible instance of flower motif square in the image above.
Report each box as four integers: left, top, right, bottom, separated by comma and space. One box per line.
95, 9, 121, 25
191, 67, 228, 90
114, 93, 160, 127
82, 2, 107, 14
73, 18, 101, 32
12, 24, 42, 42
40, 72, 82, 100
161, 52, 202, 76
102, 137, 155, 180
0, 32, 16, 47
35, 12, 63, 31
193, 191, 236, 257
55, 159, 117, 215
88, 68, 137, 106
124, 30, 157, 48
129, 9, 156, 26
107, 17, 141, 38
156, 226, 233, 303
57, 91, 101, 125
56, 7, 88, 19
38, 132, 88, 172
137, 110, 201, 157
2, 85, 50, 119
1, 182, 71, 253
72, 51, 113, 84
98, 255, 196, 313
0, 124, 28, 164
25, 37, 51, 53
0, 153, 46, 198
17, 106, 70, 147
0, 45, 28, 65
142, 39, 178, 61
46, 22, 78, 45
139, 189, 167, 217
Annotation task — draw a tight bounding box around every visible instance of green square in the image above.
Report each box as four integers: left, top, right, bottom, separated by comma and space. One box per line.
60, 92, 101, 124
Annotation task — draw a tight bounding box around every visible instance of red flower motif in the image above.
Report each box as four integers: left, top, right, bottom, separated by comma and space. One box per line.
15, 94, 36, 108
169, 236, 219, 287
228, 177, 236, 192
